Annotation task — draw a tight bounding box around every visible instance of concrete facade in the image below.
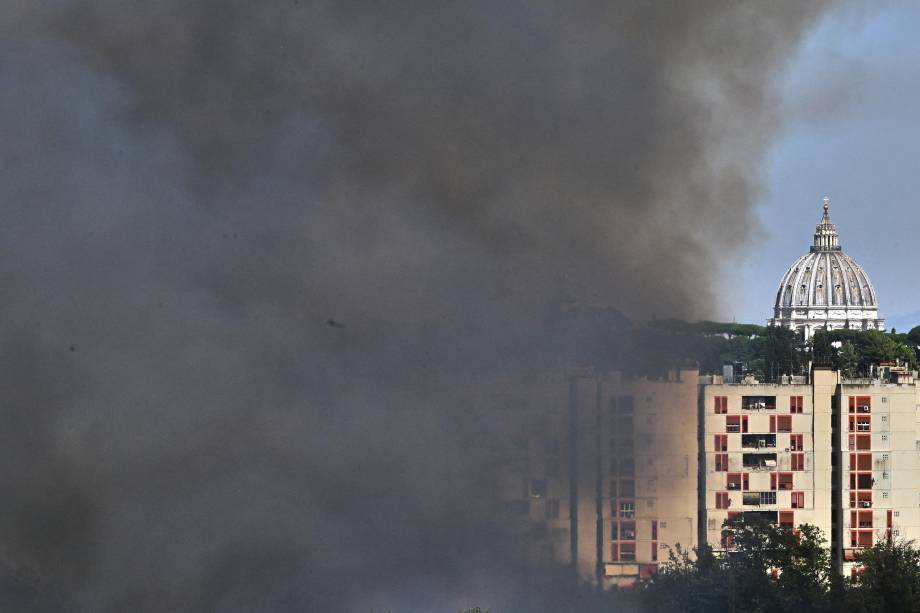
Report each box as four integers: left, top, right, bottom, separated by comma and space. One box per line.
496, 364, 920, 587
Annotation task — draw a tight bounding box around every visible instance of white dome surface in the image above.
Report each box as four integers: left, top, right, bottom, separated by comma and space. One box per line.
768, 198, 884, 339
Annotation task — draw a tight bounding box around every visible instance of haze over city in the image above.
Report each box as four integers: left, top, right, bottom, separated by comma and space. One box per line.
3, 1, 920, 612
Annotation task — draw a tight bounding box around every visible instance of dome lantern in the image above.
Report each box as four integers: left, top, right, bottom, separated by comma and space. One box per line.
811, 196, 841, 252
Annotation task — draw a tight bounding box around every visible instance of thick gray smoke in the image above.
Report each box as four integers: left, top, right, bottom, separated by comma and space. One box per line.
0, 1, 837, 611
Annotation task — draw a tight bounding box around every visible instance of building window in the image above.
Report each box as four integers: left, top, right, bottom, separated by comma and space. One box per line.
727, 472, 748, 491
777, 415, 792, 433
545, 499, 560, 519
620, 521, 636, 540
771, 472, 793, 491
619, 502, 635, 518
726, 415, 748, 433
651, 542, 658, 562
714, 434, 728, 452
791, 453, 805, 471
779, 511, 794, 529
792, 491, 805, 508
715, 454, 729, 472
715, 396, 728, 414
620, 542, 636, 561
849, 434, 871, 451
850, 472, 873, 490
760, 491, 777, 505
850, 491, 872, 508
716, 492, 730, 509
850, 453, 871, 471
790, 434, 804, 451
610, 543, 618, 561
790, 396, 803, 413
726, 416, 740, 433
851, 510, 873, 528
620, 480, 635, 497
651, 520, 658, 540
851, 530, 873, 547
742, 396, 776, 411
849, 396, 871, 413
850, 415, 871, 432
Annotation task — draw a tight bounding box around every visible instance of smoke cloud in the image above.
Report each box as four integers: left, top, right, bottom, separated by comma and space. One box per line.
0, 1, 838, 610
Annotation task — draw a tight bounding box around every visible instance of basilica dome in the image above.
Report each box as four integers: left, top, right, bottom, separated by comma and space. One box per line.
768, 198, 884, 339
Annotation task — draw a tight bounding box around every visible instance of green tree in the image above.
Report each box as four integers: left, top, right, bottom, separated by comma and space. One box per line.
844, 540, 920, 612
811, 331, 835, 367
639, 518, 833, 613
836, 341, 859, 378
757, 327, 803, 380
907, 324, 920, 347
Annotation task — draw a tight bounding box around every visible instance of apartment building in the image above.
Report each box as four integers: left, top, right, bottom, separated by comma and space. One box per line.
492, 369, 699, 588
494, 363, 920, 587
836, 366, 920, 577
702, 365, 920, 575
702, 371, 834, 555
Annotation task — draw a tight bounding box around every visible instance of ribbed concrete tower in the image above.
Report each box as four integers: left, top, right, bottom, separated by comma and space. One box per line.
768, 198, 884, 339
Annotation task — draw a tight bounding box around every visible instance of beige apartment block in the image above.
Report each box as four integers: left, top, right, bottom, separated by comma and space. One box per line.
493, 363, 920, 587
702, 371, 835, 553
491, 369, 699, 588
701, 364, 920, 576
836, 367, 920, 578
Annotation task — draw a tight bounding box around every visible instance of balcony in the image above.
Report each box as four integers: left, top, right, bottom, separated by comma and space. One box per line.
742, 453, 777, 470
742, 396, 776, 411
743, 491, 777, 506
742, 434, 776, 450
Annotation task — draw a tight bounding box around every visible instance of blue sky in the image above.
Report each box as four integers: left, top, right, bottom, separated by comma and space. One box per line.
734, 2, 920, 331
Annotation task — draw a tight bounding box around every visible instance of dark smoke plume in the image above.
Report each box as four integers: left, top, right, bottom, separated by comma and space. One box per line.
0, 1, 837, 611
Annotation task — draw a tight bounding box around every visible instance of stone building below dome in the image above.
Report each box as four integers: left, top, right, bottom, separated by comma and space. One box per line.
768, 198, 884, 339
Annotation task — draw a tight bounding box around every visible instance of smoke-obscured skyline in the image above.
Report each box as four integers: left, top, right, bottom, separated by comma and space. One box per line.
0, 2, 841, 610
